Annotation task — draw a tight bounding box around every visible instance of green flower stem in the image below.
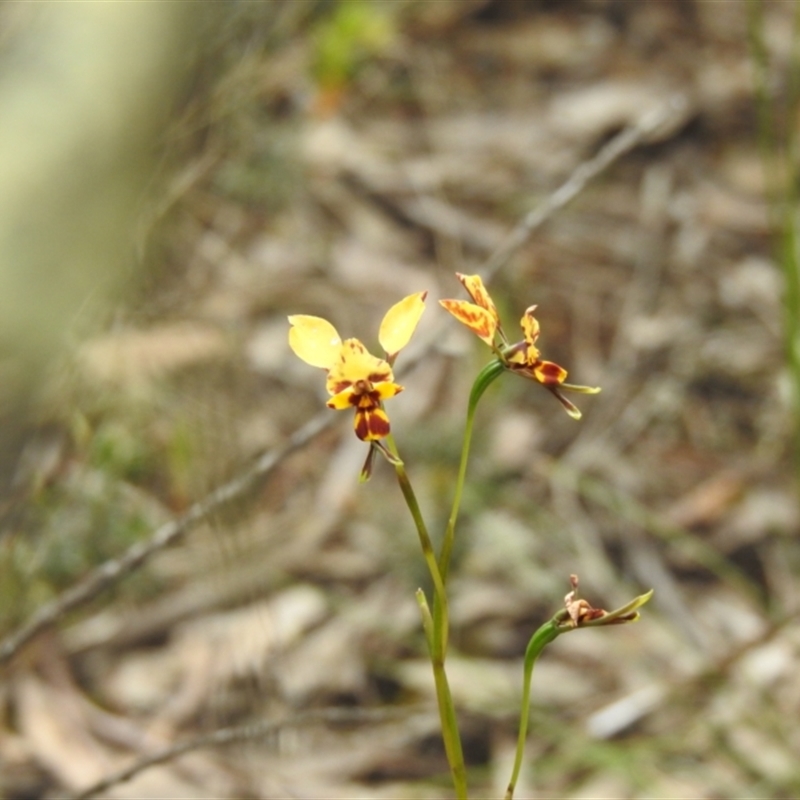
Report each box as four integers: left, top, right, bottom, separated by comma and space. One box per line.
386, 436, 447, 610
505, 613, 568, 800
417, 589, 468, 799
387, 358, 506, 800
439, 359, 506, 581
431, 649, 468, 799
387, 436, 467, 798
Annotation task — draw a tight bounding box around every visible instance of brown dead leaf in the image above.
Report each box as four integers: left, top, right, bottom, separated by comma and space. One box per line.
665, 470, 746, 528
97, 586, 329, 751
15, 673, 114, 790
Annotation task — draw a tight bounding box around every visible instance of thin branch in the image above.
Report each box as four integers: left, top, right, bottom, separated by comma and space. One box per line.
0, 412, 334, 666
71, 705, 429, 800
0, 93, 691, 668
482, 92, 691, 282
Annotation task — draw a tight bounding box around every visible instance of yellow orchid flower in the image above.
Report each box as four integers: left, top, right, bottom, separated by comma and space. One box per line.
440, 273, 599, 419
288, 291, 426, 442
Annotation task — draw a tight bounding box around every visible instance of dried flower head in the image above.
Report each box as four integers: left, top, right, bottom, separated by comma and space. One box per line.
560, 574, 653, 630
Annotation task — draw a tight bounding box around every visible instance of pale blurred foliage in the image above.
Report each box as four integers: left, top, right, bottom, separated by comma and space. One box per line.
0, 3, 196, 490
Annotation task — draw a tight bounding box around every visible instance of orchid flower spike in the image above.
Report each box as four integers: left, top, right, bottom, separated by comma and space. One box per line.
440, 273, 600, 419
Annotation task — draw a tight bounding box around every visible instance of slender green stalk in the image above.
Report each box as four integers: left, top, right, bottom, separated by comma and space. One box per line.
431, 651, 468, 799
505, 616, 566, 800
387, 436, 468, 798
388, 360, 509, 799
784, 2, 800, 480
748, 0, 800, 482
786, 2, 800, 178
439, 359, 506, 581
747, 0, 779, 217
386, 436, 446, 607
411, 358, 503, 798
418, 585, 469, 799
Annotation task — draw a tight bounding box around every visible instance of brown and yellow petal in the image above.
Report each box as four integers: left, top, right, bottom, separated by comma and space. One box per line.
456, 273, 499, 322
327, 378, 401, 408
520, 306, 540, 346
354, 405, 391, 441
327, 385, 357, 410
373, 381, 404, 401
505, 340, 542, 368
439, 299, 498, 346
533, 360, 568, 386
325, 338, 393, 395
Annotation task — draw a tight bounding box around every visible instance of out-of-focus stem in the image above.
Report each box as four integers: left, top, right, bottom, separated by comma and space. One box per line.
748, 0, 800, 485
505, 616, 565, 800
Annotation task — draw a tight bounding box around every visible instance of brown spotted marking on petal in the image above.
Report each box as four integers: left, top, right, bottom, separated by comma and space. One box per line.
327, 378, 353, 395
354, 410, 371, 441
534, 360, 568, 386
368, 369, 392, 383
456, 273, 498, 317
355, 388, 380, 409
439, 299, 497, 345
355, 407, 391, 441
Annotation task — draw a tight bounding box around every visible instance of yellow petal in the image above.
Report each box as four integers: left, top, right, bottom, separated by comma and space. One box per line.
561, 383, 602, 394
288, 315, 342, 369
327, 386, 356, 409
374, 381, 404, 401
439, 299, 497, 346
379, 291, 427, 357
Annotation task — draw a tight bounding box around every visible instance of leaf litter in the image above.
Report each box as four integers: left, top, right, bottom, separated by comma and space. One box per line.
3, 2, 800, 798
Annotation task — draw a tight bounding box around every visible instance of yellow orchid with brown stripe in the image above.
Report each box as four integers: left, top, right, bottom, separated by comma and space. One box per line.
440, 273, 599, 419
288, 292, 427, 442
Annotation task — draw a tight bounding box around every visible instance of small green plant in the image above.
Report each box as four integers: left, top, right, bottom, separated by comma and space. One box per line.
310, 0, 394, 112
289, 273, 653, 798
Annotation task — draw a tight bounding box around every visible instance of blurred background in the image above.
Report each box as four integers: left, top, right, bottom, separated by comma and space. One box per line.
1, 1, 799, 797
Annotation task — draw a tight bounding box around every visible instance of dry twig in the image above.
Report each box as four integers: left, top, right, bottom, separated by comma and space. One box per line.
71, 705, 429, 800
483, 93, 691, 281
0, 413, 333, 666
